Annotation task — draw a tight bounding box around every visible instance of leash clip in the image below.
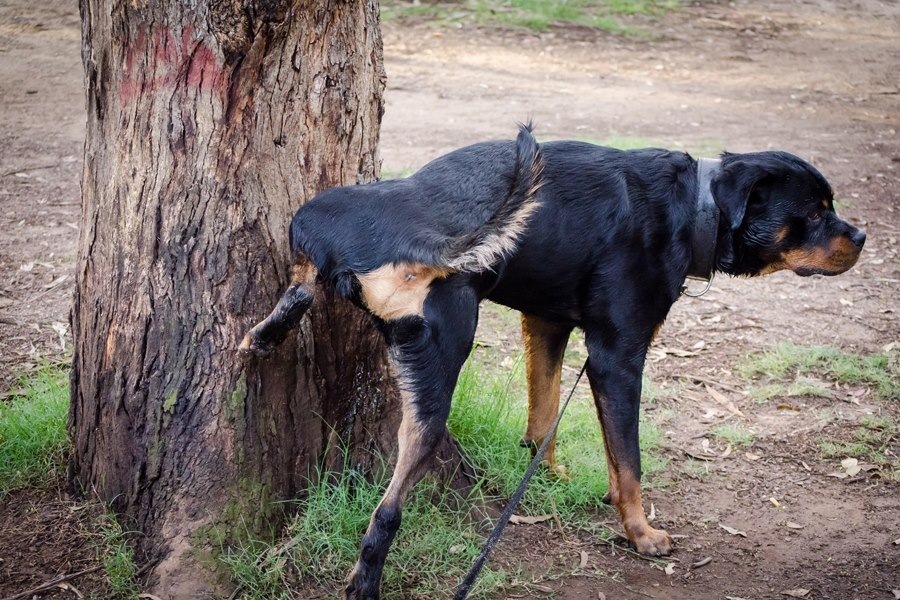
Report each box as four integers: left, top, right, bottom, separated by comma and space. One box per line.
681, 273, 714, 298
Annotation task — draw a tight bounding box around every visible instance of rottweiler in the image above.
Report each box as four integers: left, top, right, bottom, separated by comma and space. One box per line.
240, 124, 865, 599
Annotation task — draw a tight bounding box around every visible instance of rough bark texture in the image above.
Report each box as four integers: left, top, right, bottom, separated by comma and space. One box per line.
70, 1, 400, 595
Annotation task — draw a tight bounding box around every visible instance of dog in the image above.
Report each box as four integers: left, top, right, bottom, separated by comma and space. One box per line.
240, 124, 865, 599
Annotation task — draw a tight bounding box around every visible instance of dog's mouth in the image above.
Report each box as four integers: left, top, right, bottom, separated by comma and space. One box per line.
783, 236, 863, 277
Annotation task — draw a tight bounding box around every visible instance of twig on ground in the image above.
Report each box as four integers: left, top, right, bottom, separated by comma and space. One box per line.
2, 565, 103, 600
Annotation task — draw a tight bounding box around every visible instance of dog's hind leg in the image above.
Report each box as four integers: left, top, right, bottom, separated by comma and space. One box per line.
344, 277, 479, 600
239, 261, 317, 356
519, 313, 572, 477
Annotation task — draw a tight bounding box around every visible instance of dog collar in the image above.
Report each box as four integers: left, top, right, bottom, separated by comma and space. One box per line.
683, 157, 721, 297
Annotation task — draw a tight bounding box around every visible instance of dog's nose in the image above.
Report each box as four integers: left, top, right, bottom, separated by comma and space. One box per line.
850, 229, 866, 249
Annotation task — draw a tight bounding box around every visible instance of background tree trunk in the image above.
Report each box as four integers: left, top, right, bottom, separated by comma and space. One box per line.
70, 1, 409, 595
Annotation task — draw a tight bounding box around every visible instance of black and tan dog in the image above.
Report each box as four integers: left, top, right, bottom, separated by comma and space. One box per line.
240, 124, 865, 599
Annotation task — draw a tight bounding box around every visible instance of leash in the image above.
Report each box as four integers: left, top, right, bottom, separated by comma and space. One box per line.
453, 359, 588, 600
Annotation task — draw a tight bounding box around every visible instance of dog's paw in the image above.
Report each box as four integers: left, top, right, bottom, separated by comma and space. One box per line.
631, 526, 674, 557
539, 460, 571, 481
238, 332, 273, 357
344, 576, 378, 600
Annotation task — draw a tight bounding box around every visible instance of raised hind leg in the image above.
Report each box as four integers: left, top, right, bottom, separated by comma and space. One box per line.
239, 262, 316, 355
344, 277, 479, 600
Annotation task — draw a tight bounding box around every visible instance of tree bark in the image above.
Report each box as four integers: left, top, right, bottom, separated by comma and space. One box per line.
70, 2, 399, 596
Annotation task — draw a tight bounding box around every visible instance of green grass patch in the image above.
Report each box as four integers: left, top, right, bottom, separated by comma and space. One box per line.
710, 423, 754, 447
0, 366, 70, 495
381, 0, 680, 34
739, 343, 900, 401
449, 358, 665, 523
819, 416, 900, 482
94, 513, 139, 599
222, 357, 665, 596
220, 464, 507, 599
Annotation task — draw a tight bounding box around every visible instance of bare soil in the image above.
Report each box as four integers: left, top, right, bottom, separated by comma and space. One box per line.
1, 0, 898, 598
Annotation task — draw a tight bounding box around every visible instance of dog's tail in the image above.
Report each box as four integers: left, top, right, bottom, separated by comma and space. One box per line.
442, 123, 544, 273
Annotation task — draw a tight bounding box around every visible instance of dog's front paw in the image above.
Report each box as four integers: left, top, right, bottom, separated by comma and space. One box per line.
539, 460, 571, 481
631, 526, 674, 557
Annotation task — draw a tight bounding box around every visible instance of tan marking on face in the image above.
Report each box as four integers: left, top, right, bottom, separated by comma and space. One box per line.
782, 235, 861, 274
821, 198, 830, 209
774, 226, 790, 244
358, 263, 450, 320
521, 314, 571, 469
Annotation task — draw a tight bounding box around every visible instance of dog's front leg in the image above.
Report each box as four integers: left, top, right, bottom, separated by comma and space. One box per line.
584, 328, 673, 556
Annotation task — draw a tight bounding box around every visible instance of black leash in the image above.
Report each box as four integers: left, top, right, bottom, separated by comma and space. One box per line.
453, 359, 589, 600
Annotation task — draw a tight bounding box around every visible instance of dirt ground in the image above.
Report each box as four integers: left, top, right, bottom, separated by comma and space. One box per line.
1, 0, 898, 598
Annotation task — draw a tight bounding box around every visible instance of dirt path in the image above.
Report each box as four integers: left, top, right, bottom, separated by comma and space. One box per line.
1, 0, 898, 598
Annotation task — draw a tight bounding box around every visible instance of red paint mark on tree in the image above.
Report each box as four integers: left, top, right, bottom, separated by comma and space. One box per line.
119, 25, 228, 103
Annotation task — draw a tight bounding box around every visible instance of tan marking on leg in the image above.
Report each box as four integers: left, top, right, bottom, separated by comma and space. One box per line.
521, 314, 571, 473
290, 260, 318, 285
357, 263, 450, 321
613, 469, 672, 555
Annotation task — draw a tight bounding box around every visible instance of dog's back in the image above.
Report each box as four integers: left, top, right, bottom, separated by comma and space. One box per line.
290, 125, 542, 296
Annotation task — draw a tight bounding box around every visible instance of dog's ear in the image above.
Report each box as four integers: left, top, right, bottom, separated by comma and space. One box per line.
711, 159, 771, 231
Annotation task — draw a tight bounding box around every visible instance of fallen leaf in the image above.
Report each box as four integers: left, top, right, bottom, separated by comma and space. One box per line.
777, 403, 801, 411
137, 595, 164, 600
598, 593, 607, 600
841, 457, 861, 476
786, 522, 804, 529
19, 262, 34, 272
744, 452, 761, 461
648, 502, 656, 522
892, 590, 899, 600
449, 544, 464, 554
893, 538, 900, 546
720, 524, 747, 537
580, 550, 588, 568
770, 497, 781, 508
801, 461, 811, 471
705, 384, 747, 418
839, 298, 853, 306
720, 444, 733, 459
692, 557, 712, 569
664, 562, 676, 576
782, 589, 809, 598
826, 472, 848, 479
509, 514, 552, 525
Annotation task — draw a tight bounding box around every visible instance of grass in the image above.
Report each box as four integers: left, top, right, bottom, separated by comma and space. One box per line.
739, 342, 900, 401
220, 462, 507, 599
94, 514, 140, 599
449, 358, 665, 522
819, 416, 900, 482
710, 423, 754, 447
381, 0, 679, 34
222, 357, 665, 597
0, 365, 69, 495
2, 365, 141, 596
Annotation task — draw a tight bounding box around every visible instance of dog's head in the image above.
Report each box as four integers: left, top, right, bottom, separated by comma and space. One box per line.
711, 151, 865, 277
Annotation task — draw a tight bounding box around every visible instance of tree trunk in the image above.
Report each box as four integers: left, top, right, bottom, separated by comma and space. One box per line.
70, 2, 402, 596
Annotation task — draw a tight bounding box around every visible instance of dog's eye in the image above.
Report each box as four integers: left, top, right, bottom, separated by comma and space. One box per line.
808, 210, 823, 222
